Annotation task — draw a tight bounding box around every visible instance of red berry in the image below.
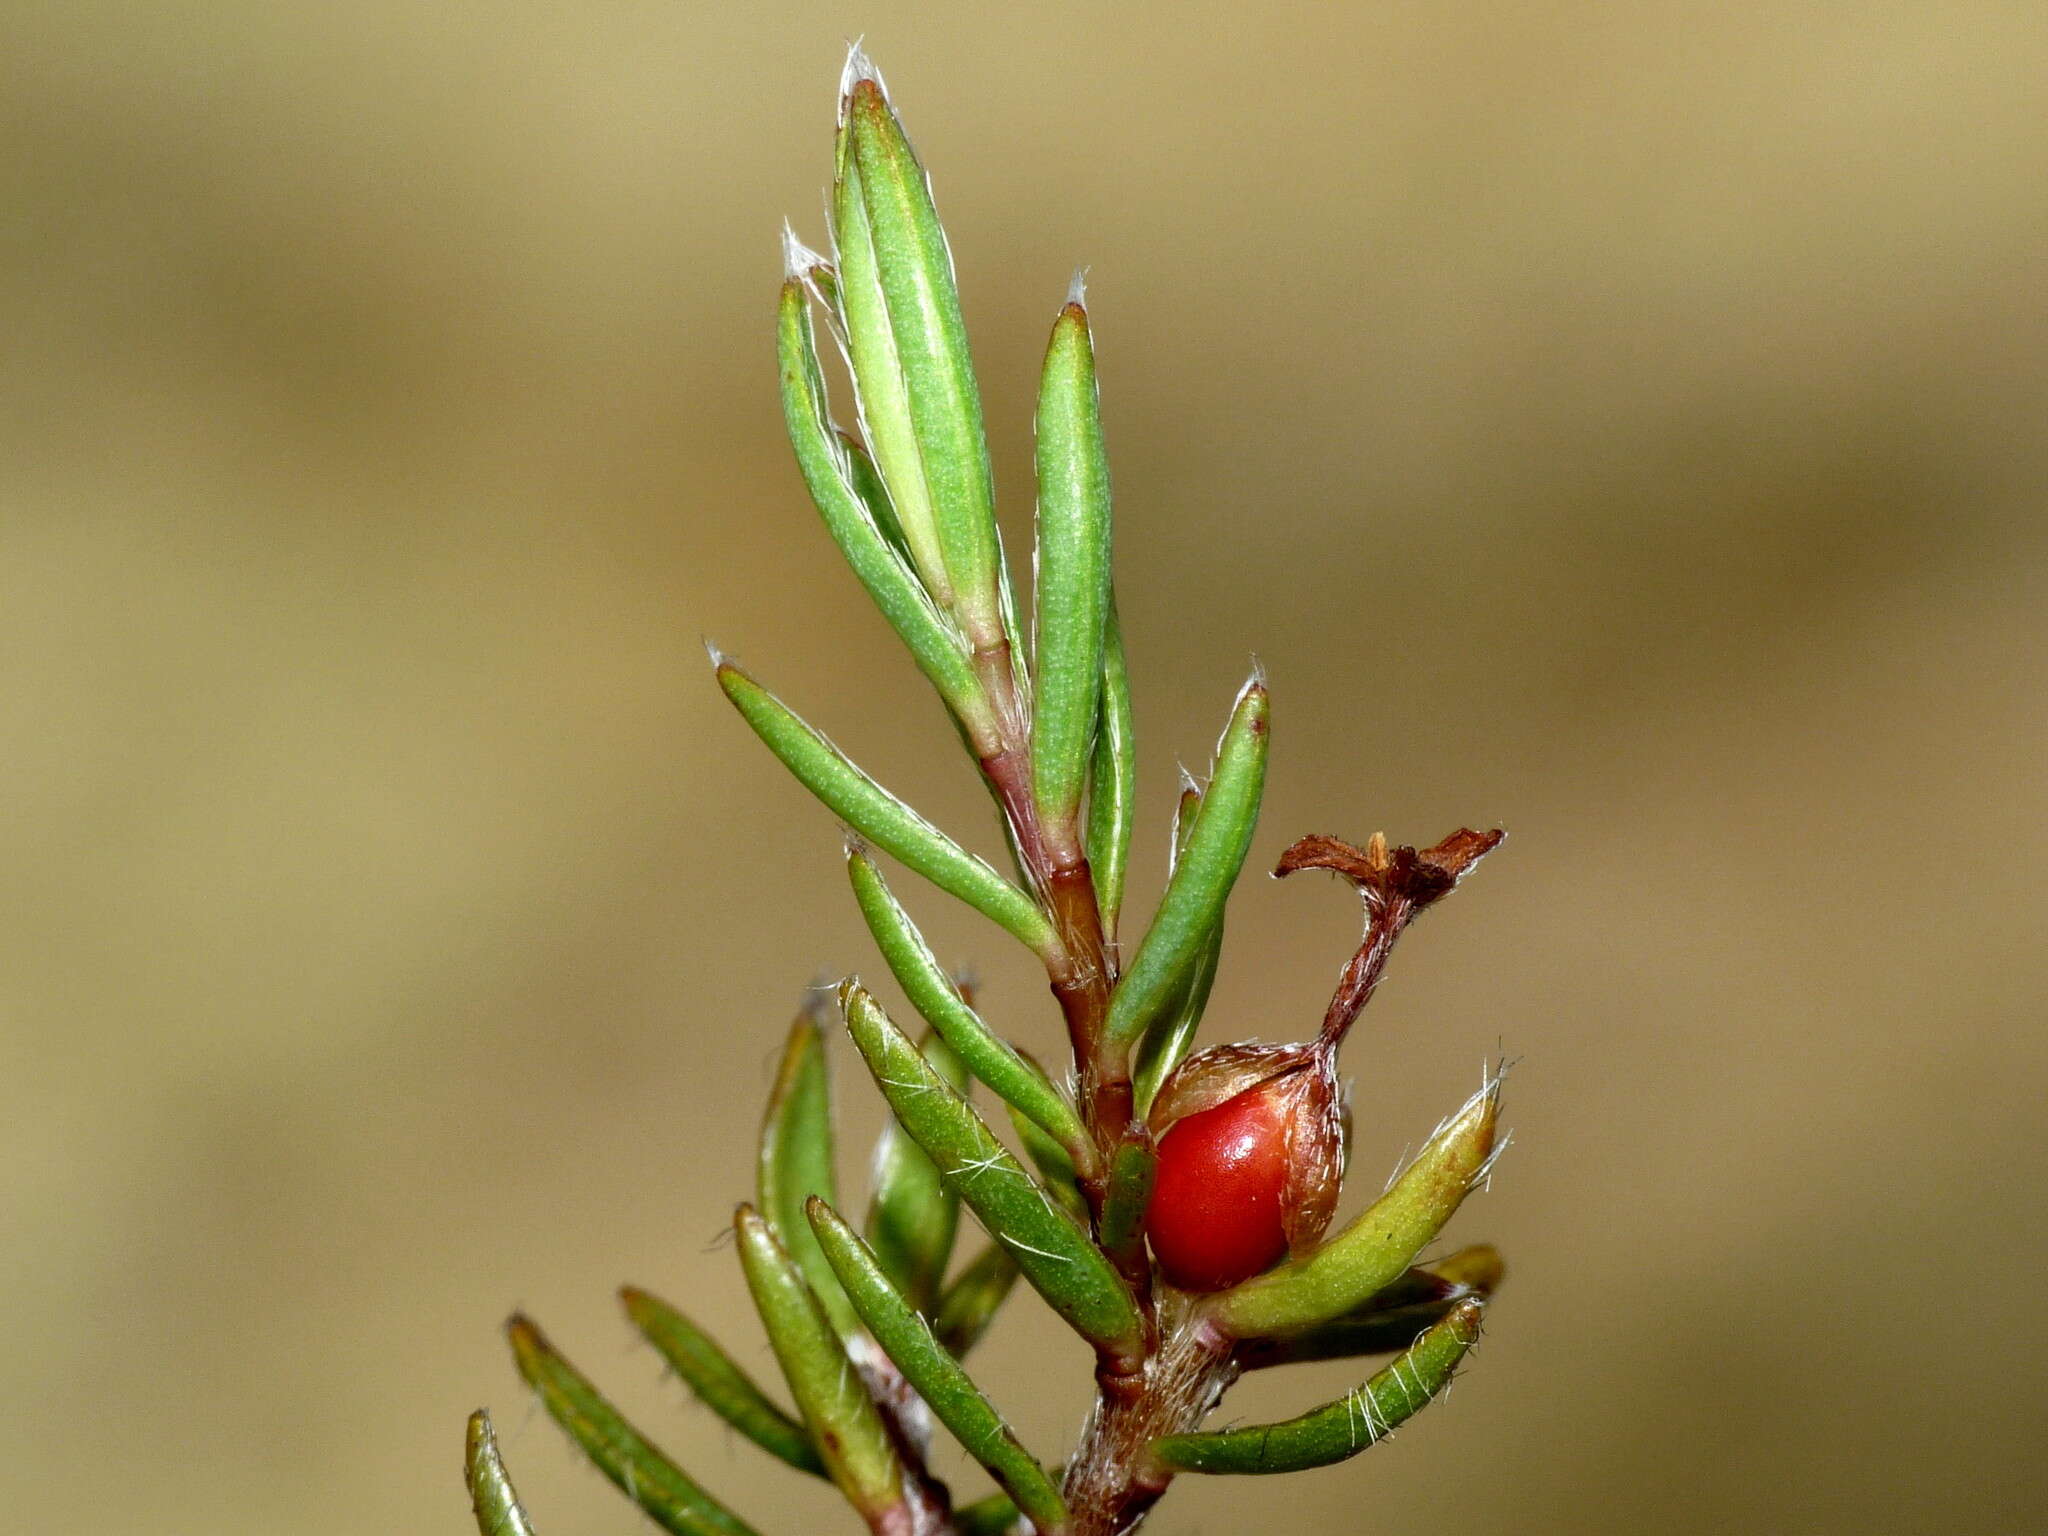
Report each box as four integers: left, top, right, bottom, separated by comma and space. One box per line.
1146, 1082, 1293, 1292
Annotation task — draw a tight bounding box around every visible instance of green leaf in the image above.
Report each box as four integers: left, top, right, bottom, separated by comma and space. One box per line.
1084, 599, 1135, 939
1096, 1139, 1156, 1259
1131, 922, 1220, 1117
506, 1316, 759, 1536
715, 658, 1056, 956
847, 846, 1088, 1150
733, 1205, 907, 1522
1132, 781, 1219, 1114
1152, 1299, 1484, 1474
865, 1025, 967, 1313
1005, 1099, 1089, 1224
840, 982, 1144, 1364
618, 1285, 825, 1476
831, 124, 950, 612
465, 1410, 539, 1536
1106, 678, 1269, 1048
933, 1241, 1022, 1358
838, 427, 913, 564
1030, 291, 1114, 832
1171, 771, 1202, 856
953, 1491, 1023, 1536
1233, 1244, 1504, 1370
809, 1197, 1071, 1535
757, 1007, 859, 1340
776, 272, 994, 744
1211, 1075, 1502, 1338
842, 55, 1005, 643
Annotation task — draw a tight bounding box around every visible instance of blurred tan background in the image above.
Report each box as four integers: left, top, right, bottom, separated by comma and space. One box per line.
7, 2, 2047, 1531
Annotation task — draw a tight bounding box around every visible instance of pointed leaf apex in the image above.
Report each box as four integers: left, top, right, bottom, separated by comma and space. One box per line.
703, 637, 729, 669
1246, 653, 1268, 689
465, 1409, 538, 1536
782, 222, 830, 283
1066, 266, 1091, 310
839, 38, 888, 115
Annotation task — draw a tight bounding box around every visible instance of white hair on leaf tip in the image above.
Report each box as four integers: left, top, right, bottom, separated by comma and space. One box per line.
702, 637, 729, 668
1066, 266, 1091, 308
1469, 1129, 1512, 1193
839, 37, 889, 114
781, 220, 830, 283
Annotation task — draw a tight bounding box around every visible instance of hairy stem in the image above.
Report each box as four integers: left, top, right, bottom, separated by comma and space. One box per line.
1060, 1304, 1235, 1536
971, 634, 1161, 1393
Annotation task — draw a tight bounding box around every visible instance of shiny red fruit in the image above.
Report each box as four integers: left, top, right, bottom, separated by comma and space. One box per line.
1145, 1083, 1292, 1291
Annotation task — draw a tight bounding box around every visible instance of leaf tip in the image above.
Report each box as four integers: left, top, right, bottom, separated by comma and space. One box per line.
838, 36, 888, 116
1065, 265, 1091, 312
781, 221, 830, 283
1235, 668, 1271, 733
836, 974, 874, 1017
504, 1312, 548, 1375
733, 1200, 768, 1242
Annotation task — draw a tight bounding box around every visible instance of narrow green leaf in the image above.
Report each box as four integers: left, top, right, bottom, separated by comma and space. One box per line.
933, 1241, 1022, 1358
733, 1205, 907, 1522
756, 1008, 859, 1340
1131, 922, 1220, 1117
847, 846, 1087, 1150
776, 271, 994, 744
1084, 598, 1135, 940
953, 1491, 1022, 1536
832, 124, 951, 610
465, 1409, 539, 1536
1234, 1246, 1503, 1369
618, 1285, 824, 1476
715, 659, 1057, 956
1030, 291, 1114, 832
1106, 678, 1269, 1048
1152, 1299, 1484, 1473
838, 428, 913, 564
1211, 1075, 1503, 1338
1170, 771, 1202, 857
1138, 794, 1212, 1122
810, 1198, 1071, 1534
506, 1316, 759, 1536
865, 1026, 967, 1313
1096, 1140, 1156, 1259
841, 982, 1144, 1363
1005, 1099, 1089, 1224
843, 56, 1004, 642
1132, 785, 1218, 1115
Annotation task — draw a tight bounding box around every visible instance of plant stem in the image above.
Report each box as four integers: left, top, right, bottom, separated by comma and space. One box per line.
1059, 1303, 1236, 1536
970, 635, 1162, 1384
